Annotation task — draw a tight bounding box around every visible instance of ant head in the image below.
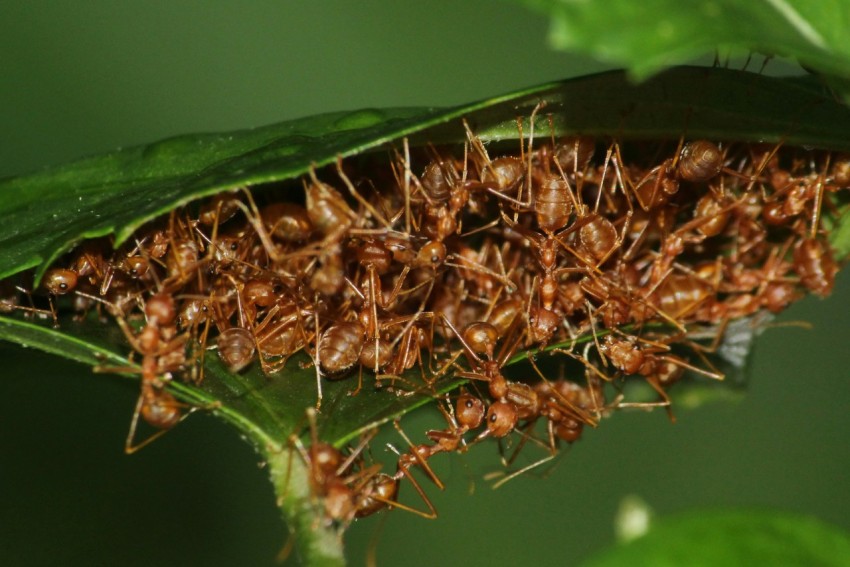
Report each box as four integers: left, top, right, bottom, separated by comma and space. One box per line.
485, 401, 517, 438
455, 393, 485, 430
42, 269, 78, 295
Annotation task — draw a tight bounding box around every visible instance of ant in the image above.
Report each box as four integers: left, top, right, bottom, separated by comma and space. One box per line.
626, 139, 726, 211
289, 408, 435, 526
793, 237, 837, 297
597, 330, 723, 415
386, 392, 487, 516
289, 409, 395, 527
85, 290, 202, 453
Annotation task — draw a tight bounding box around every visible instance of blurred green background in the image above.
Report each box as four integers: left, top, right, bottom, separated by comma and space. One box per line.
1, 3, 848, 566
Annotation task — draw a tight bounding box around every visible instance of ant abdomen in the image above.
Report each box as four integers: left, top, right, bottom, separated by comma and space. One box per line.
319, 321, 366, 375
793, 238, 837, 297
553, 419, 584, 443
261, 202, 313, 242
421, 160, 457, 203
217, 327, 256, 373
141, 388, 182, 430
554, 136, 595, 173
653, 274, 713, 320
481, 156, 524, 194
359, 337, 394, 371
678, 140, 723, 183
199, 194, 240, 227
306, 180, 354, 236
166, 239, 200, 279
145, 293, 176, 326
355, 473, 398, 518
355, 240, 393, 274
578, 214, 618, 262
534, 174, 573, 233
487, 298, 523, 337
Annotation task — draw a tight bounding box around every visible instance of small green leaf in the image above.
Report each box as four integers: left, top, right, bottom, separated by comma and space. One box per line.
518, 0, 850, 82
581, 509, 850, 567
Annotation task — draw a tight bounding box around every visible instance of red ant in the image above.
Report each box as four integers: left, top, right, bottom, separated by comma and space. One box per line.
86, 291, 205, 453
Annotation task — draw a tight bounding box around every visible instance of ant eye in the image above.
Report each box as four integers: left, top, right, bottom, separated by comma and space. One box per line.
59, 283, 68, 290
230, 242, 238, 251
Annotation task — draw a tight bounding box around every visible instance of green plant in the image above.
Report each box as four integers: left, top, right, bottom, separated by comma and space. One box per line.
4, 4, 848, 567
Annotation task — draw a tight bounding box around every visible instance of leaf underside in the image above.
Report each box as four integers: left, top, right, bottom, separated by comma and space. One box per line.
4, 67, 850, 286
0, 312, 464, 449
2, 64, 850, 443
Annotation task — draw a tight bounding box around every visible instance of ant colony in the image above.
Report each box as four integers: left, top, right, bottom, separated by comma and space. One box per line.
3, 103, 845, 527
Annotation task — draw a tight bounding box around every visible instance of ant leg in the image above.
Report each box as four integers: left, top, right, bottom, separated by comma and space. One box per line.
308, 306, 323, 412
392, 420, 444, 490
658, 353, 725, 381
335, 157, 393, 230
491, 453, 557, 490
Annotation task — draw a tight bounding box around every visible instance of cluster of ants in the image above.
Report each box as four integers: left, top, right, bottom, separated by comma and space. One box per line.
3, 104, 845, 528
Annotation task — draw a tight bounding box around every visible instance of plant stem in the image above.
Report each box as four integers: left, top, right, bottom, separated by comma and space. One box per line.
263, 442, 346, 567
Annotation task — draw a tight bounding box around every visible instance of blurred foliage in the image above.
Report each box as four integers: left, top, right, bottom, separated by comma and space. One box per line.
519, 0, 850, 84
581, 510, 850, 567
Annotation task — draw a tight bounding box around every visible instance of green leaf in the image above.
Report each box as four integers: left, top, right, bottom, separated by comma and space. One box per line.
5, 67, 850, 284
0, 307, 464, 447
580, 509, 850, 567
518, 0, 850, 82
3, 66, 850, 564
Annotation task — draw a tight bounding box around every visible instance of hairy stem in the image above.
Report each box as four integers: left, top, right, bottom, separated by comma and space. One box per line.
263, 442, 346, 567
